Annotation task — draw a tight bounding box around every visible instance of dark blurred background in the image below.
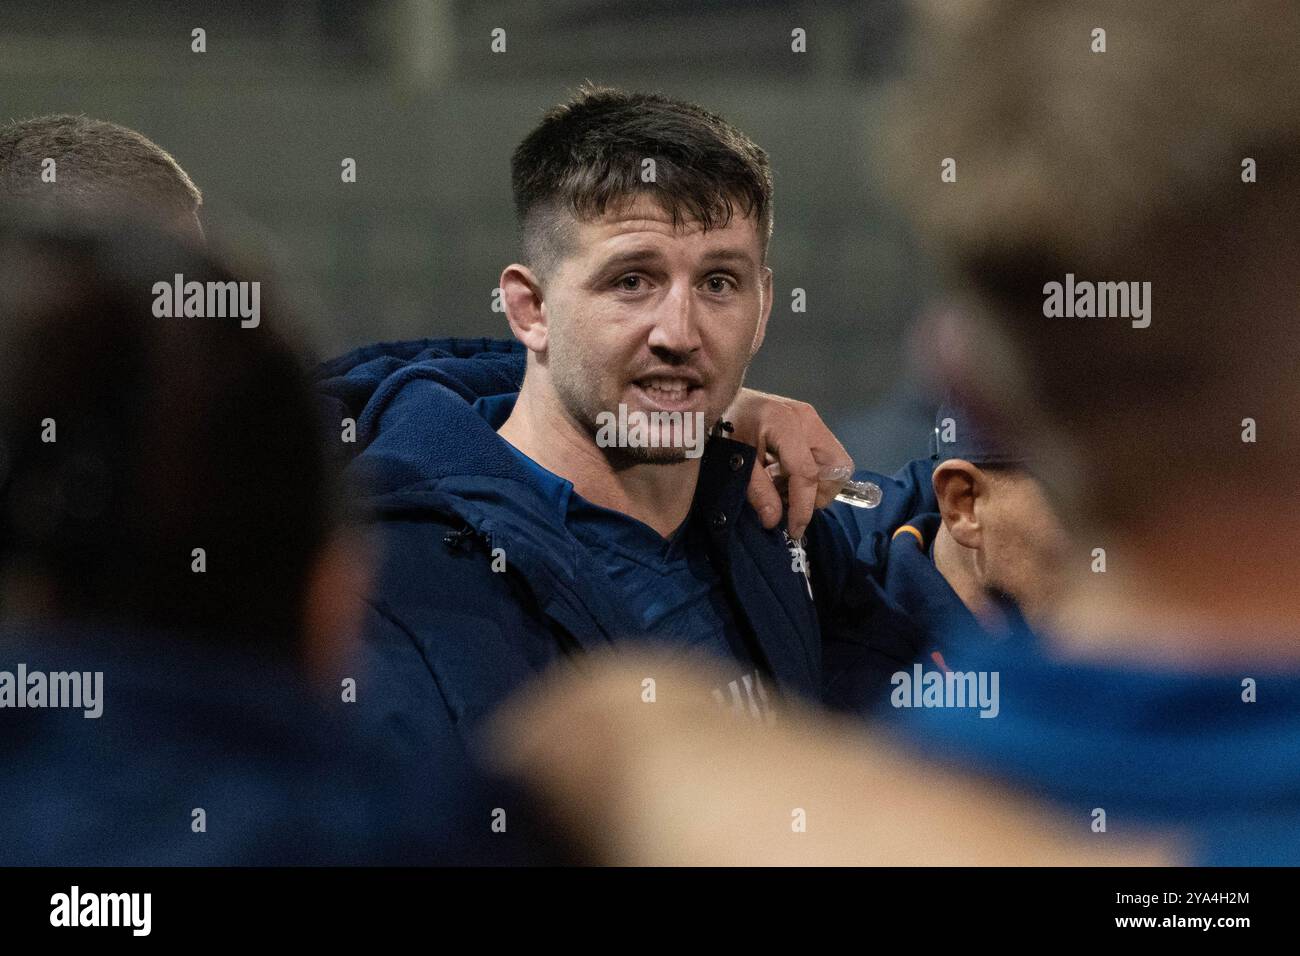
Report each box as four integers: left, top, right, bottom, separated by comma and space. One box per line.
0, 0, 937, 470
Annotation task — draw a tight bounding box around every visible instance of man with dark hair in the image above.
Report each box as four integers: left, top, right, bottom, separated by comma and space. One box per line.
320, 86, 921, 749
495, 84, 776, 525
0, 214, 543, 865
0, 114, 204, 241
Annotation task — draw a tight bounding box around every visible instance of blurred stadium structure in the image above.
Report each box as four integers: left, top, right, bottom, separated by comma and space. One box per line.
0, 0, 935, 467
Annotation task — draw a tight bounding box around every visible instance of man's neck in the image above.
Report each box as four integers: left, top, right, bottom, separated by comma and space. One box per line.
932, 526, 1005, 630
497, 386, 701, 538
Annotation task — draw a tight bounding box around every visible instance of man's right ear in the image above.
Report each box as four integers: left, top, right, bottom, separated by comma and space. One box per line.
932, 459, 984, 550
500, 264, 548, 353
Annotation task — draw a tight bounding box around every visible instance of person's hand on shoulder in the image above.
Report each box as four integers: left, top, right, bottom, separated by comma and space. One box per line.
725, 388, 855, 539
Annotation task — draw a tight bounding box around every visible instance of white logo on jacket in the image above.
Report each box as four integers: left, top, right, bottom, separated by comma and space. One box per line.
712, 669, 776, 723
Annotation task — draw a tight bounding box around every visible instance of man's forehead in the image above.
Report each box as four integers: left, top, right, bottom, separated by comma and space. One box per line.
574, 194, 763, 253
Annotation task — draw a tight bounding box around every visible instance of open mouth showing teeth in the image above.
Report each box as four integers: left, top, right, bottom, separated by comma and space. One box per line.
636, 377, 695, 398
632, 378, 702, 407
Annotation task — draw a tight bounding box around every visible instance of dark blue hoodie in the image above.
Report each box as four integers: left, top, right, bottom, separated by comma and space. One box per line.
314, 339, 926, 744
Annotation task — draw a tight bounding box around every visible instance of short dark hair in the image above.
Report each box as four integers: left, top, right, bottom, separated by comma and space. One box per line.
0, 115, 202, 231
0, 212, 335, 655
511, 85, 774, 275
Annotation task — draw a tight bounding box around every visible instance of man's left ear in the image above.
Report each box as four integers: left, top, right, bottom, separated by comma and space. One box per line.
500, 263, 550, 354
751, 266, 774, 356
933, 459, 985, 551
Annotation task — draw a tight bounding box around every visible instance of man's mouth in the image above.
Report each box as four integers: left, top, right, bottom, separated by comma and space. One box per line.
630, 376, 703, 411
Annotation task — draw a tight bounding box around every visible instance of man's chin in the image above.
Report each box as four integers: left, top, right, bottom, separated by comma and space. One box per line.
604, 444, 692, 469
587, 401, 717, 466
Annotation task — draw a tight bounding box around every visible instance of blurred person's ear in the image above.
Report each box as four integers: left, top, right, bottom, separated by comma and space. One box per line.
933, 459, 986, 550
301, 528, 374, 684
500, 263, 549, 354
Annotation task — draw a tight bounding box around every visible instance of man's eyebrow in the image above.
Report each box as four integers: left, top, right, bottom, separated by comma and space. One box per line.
699, 248, 757, 268
594, 248, 669, 273
592, 246, 758, 277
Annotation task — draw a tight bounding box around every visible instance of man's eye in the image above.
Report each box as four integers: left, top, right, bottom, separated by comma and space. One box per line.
617, 274, 643, 291
705, 275, 735, 294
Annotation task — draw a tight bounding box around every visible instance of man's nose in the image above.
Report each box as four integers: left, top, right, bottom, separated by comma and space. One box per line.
646, 281, 702, 356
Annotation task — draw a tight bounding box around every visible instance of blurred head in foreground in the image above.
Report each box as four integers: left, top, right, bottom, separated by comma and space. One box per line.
0, 211, 358, 675
0, 114, 204, 242
894, 0, 1300, 651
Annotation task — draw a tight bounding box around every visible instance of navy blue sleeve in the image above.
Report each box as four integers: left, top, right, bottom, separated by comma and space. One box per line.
314, 337, 525, 450
805, 459, 940, 717
820, 458, 938, 581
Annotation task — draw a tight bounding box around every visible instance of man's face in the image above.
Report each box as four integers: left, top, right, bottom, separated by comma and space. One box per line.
539, 194, 771, 464
977, 468, 1070, 625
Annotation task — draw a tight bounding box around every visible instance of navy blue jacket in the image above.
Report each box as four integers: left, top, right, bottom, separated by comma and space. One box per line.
812, 465, 963, 707
314, 339, 926, 741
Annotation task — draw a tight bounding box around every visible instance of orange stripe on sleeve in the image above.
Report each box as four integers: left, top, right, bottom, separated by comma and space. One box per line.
892, 524, 924, 546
